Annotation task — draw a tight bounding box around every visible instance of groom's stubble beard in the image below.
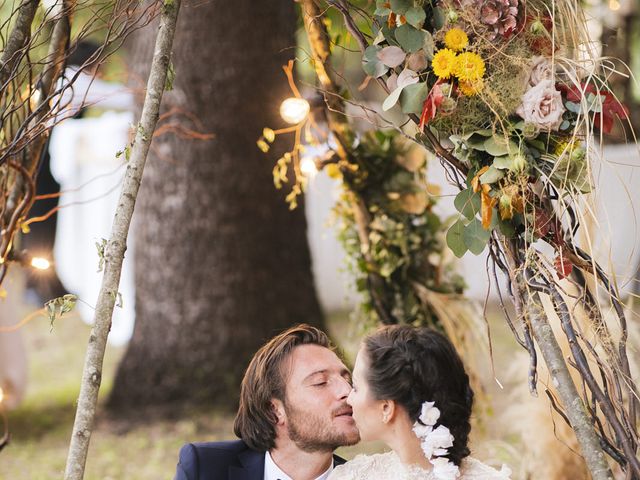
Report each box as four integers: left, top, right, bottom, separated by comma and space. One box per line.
283, 400, 360, 453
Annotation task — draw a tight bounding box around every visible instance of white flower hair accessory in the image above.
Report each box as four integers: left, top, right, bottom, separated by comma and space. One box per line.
412, 401, 460, 480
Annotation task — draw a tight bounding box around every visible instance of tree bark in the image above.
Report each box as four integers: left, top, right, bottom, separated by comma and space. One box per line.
64, 1, 181, 478
107, 0, 324, 411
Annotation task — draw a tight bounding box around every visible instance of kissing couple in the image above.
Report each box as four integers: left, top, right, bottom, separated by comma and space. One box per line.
174, 324, 511, 480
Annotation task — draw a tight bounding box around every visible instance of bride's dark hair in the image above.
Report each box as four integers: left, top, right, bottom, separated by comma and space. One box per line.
363, 325, 473, 466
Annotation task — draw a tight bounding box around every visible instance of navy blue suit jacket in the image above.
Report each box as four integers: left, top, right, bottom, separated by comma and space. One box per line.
174, 439, 346, 480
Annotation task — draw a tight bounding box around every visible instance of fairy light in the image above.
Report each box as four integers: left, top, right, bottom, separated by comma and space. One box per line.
30, 257, 51, 271
280, 97, 310, 124
0, 387, 4, 404
608, 0, 620, 10
300, 156, 318, 177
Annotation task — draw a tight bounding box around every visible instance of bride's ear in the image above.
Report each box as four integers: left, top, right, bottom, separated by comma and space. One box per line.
271, 399, 286, 426
381, 400, 396, 424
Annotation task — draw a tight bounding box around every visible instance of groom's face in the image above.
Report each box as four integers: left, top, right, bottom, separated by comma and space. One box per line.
278, 344, 360, 452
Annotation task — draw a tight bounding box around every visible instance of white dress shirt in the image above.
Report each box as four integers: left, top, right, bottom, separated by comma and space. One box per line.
264, 451, 334, 480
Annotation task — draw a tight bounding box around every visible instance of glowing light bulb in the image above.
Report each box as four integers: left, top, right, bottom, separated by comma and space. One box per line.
609, 0, 620, 10
280, 97, 310, 124
300, 156, 318, 177
0, 387, 4, 404
31, 257, 51, 270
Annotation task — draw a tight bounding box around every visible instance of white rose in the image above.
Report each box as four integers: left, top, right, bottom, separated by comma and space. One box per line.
420, 425, 455, 458
431, 457, 461, 480
419, 401, 440, 426
413, 422, 433, 438
516, 79, 565, 131
528, 56, 553, 86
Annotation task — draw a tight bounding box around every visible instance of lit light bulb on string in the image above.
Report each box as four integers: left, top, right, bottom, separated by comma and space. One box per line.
608, 0, 620, 10
300, 156, 318, 177
280, 97, 310, 124
0, 387, 4, 404
30, 257, 51, 270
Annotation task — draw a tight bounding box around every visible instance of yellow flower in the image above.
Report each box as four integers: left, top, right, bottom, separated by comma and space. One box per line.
458, 79, 484, 96
431, 48, 458, 79
444, 28, 469, 52
454, 52, 485, 82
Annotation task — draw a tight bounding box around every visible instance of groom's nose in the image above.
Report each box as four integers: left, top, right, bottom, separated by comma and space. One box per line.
335, 375, 352, 399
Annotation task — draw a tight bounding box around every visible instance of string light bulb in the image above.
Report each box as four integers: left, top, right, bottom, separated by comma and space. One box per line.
0, 387, 4, 404
608, 0, 620, 10
30, 257, 51, 270
280, 97, 310, 124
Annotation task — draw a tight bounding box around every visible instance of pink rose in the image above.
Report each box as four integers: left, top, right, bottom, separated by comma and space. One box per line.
528, 56, 553, 87
516, 79, 565, 130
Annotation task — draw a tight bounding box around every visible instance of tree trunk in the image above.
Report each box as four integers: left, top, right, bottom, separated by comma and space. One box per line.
108, 0, 324, 411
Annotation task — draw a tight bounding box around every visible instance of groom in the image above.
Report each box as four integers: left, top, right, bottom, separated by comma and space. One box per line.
174, 324, 360, 480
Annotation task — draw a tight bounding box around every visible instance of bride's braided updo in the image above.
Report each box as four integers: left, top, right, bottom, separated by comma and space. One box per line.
363, 325, 473, 466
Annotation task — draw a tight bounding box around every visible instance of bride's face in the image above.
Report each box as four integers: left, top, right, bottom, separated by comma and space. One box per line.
347, 346, 387, 442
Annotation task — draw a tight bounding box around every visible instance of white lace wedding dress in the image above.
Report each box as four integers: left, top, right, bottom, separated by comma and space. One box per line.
329, 451, 511, 480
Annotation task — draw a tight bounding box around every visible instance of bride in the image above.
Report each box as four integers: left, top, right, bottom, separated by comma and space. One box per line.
330, 325, 511, 480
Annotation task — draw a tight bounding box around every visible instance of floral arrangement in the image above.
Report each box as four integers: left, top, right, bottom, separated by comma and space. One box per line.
412, 401, 460, 480
364, 0, 628, 275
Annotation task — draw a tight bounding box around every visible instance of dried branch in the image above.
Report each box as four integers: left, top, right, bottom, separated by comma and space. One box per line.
62, 1, 181, 478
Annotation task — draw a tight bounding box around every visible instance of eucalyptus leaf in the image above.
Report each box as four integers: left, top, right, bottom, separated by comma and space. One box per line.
383, 86, 405, 111
565, 101, 581, 114
390, 0, 412, 14
363, 45, 389, 78
400, 82, 428, 114
395, 24, 424, 53
378, 46, 406, 67
432, 7, 446, 29
463, 218, 491, 254
479, 165, 505, 184
446, 219, 468, 258
454, 188, 481, 220
405, 6, 426, 28
492, 155, 513, 169
422, 31, 435, 59
484, 137, 518, 157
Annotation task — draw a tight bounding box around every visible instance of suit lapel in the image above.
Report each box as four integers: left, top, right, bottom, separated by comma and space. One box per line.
229, 448, 265, 480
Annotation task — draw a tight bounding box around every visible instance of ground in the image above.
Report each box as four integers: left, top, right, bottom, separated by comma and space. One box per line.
2, 306, 520, 479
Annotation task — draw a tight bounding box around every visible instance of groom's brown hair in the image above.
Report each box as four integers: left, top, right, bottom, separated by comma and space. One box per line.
233, 323, 332, 451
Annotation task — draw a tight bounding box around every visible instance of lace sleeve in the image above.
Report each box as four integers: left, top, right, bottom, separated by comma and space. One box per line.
459, 457, 512, 480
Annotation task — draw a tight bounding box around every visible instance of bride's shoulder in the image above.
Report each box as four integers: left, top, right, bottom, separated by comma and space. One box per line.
460, 457, 512, 480
330, 452, 397, 480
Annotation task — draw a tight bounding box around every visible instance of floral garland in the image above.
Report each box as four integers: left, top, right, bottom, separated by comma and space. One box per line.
412, 401, 459, 480
364, 0, 628, 272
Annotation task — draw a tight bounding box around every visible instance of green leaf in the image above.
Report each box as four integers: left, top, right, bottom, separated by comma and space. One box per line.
479, 165, 505, 184
405, 6, 426, 28
446, 219, 468, 258
390, 0, 412, 14
395, 25, 424, 53
363, 45, 389, 78
463, 218, 491, 254
400, 82, 428, 114
492, 155, 513, 169
454, 188, 481, 220
497, 217, 516, 237
565, 101, 581, 114
432, 7, 446, 29
483, 137, 517, 156
375, 0, 392, 16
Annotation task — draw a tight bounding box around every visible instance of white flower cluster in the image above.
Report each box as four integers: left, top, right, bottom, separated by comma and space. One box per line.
412, 401, 460, 480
